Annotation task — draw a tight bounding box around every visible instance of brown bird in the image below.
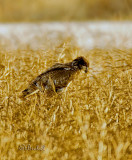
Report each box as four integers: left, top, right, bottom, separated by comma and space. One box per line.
22, 56, 89, 97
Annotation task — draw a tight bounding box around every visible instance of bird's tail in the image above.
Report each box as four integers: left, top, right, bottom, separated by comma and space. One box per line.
22, 85, 38, 98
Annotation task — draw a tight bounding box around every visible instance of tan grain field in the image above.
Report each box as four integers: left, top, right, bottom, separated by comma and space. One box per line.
0, 42, 132, 159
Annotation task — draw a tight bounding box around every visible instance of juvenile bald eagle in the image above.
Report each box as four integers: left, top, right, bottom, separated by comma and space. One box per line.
22, 56, 89, 97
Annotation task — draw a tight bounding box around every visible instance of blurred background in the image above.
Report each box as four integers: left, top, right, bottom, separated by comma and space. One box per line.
0, 0, 132, 22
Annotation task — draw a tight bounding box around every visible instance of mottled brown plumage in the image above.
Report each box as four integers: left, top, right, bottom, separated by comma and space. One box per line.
22, 56, 89, 97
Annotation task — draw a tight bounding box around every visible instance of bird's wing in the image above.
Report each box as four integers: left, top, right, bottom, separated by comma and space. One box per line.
31, 62, 74, 89
48, 68, 76, 89
32, 63, 69, 83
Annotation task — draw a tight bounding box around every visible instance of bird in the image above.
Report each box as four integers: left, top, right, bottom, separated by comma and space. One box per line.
22, 56, 89, 97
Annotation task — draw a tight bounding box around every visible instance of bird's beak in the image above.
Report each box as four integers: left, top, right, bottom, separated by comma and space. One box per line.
83, 65, 88, 73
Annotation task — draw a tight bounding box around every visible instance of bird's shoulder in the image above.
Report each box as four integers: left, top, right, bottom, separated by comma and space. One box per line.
44, 62, 74, 73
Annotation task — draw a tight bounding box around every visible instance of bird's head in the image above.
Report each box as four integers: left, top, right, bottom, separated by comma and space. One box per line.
72, 56, 89, 73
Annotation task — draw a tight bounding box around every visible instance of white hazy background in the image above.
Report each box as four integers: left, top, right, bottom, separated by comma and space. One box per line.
0, 22, 132, 50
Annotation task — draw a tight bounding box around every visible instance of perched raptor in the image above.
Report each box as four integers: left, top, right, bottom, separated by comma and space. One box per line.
22, 56, 89, 97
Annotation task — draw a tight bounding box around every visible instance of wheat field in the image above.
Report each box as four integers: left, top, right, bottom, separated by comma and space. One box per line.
0, 42, 132, 159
